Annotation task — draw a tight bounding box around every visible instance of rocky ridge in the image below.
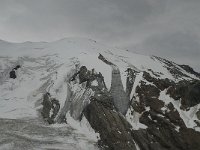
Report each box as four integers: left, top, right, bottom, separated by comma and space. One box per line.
41, 53, 200, 150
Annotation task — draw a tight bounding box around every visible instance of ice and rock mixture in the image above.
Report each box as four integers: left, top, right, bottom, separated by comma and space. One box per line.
0, 38, 200, 150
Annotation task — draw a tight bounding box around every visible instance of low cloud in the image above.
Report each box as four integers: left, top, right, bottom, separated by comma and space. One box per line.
0, 0, 199, 71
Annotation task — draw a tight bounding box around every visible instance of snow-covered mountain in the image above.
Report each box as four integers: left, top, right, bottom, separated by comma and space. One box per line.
0, 38, 200, 150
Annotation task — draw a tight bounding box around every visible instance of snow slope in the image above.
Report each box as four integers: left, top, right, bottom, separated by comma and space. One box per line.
0, 38, 197, 118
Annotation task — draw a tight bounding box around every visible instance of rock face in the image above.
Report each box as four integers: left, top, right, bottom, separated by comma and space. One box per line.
153, 56, 191, 79
167, 80, 200, 109
68, 64, 200, 150
9, 70, 16, 79
132, 126, 200, 150
125, 68, 137, 99
143, 71, 173, 90
13, 65, 21, 70
9, 65, 21, 79
84, 99, 136, 150
80, 65, 200, 150
41, 93, 60, 124
69, 65, 137, 149
40, 60, 200, 150
130, 72, 200, 150
179, 64, 200, 78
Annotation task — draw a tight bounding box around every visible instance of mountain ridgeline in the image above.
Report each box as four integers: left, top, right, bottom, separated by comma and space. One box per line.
0, 38, 200, 150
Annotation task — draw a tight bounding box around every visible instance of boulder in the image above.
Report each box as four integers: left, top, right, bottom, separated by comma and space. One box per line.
9, 70, 16, 79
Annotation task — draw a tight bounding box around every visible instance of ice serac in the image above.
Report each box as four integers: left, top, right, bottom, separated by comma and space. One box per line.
54, 65, 137, 149
56, 65, 95, 122
110, 66, 129, 115
98, 53, 130, 115
56, 82, 71, 123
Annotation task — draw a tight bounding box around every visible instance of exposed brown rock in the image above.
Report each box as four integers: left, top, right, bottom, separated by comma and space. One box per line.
98, 54, 114, 66
66, 64, 200, 150
153, 56, 191, 79
136, 81, 160, 99
143, 71, 174, 90
196, 109, 200, 120
41, 93, 60, 124
133, 108, 200, 150
84, 99, 137, 150
167, 80, 200, 109
179, 64, 200, 78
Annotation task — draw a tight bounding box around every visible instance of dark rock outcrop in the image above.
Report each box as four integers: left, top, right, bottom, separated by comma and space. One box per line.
69, 64, 200, 150
179, 64, 200, 78
13, 65, 21, 70
98, 54, 114, 66
130, 71, 200, 150
153, 56, 191, 79
9, 70, 16, 79
126, 68, 137, 99
9, 65, 21, 79
71, 65, 107, 89
70, 65, 137, 149
167, 80, 200, 109
84, 98, 137, 150
54, 62, 200, 150
143, 71, 174, 90
132, 125, 200, 150
147, 68, 163, 77
41, 93, 60, 124
132, 129, 168, 150
131, 107, 200, 150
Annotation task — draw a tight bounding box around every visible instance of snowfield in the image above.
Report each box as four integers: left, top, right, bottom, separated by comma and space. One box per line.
0, 37, 183, 119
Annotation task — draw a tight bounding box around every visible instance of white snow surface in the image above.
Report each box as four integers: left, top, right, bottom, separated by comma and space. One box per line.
1, 37, 190, 120
0, 38, 199, 116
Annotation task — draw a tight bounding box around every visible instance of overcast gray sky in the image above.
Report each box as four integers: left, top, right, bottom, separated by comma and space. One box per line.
0, 0, 199, 71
